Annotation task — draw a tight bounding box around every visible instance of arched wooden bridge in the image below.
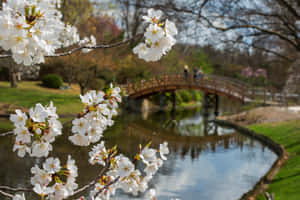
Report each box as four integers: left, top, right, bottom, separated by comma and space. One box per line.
122, 73, 286, 105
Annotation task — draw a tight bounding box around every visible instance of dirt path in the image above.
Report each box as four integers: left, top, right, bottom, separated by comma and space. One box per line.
218, 106, 300, 125
0, 103, 28, 117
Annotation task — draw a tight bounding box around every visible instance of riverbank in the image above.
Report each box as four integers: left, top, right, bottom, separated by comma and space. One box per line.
249, 120, 300, 200
218, 106, 300, 200
217, 106, 300, 125
0, 81, 82, 115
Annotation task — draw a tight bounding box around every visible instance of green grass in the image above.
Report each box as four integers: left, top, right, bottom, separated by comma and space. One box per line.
249, 120, 300, 200
0, 81, 83, 114
0, 118, 14, 132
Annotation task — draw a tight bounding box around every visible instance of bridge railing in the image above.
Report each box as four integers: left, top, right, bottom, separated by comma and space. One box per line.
125, 73, 253, 101
123, 73, 286, 105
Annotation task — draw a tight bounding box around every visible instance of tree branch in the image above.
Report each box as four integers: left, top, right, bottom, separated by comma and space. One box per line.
275, 0, 300, 19
0, 130, 13, 137
0, 34, 143, 59
71, 151, 115, 198
0, 186, 30, 192
220, 38, 293, 61
200, 14, 300, 51
93, 176, 120, 198
0, 190, 13, 199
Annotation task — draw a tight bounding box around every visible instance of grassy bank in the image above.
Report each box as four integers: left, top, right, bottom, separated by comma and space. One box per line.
0, 81, 83, 115
249, 120, 300, 200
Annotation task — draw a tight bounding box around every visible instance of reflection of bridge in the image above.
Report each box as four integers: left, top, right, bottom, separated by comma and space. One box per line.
125, 123, 256, 160
122, 73, 287, 113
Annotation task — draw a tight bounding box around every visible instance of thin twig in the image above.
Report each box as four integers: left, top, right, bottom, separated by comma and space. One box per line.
72, 165, 108, 196
0, 34, 143, 58
94, 176, 120, 198
0, 186, 31, 192
0, 190, 13, 198
71, 153, 114, 197
0, 130, 13, 137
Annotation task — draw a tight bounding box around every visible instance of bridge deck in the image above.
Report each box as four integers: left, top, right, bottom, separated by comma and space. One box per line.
121, 73, 288, 105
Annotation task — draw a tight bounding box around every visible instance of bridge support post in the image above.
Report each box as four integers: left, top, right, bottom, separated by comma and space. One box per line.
203, 92, 219, 117
171, 91, 176, 111
160, 92, 166, 111
214, 94, 219, 117
204, 93, 209, 117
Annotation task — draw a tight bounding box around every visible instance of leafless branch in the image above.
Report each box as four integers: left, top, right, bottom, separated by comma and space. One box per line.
0, 148, 117, 198
275, 0, 300, 19
94, 176, 120, 198
0, 34, 143, 59
220, 38, 293, 61
0, 186, 30, 192
0, 130, 13, 137
0, 190, 13, 198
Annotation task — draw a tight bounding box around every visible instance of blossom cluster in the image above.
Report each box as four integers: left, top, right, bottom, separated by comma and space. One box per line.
79, 35, 97, 53
30, 156, 78, 200
133, 9, 178, 62
69, 85, 121, 146
0, 0, 82, 65
10, 102, 62, 157
241, 67, 267, 78
0, 0, 176, 66
89, 142, 169, 200
241, 67, 253, 78
254, 68, 267, 78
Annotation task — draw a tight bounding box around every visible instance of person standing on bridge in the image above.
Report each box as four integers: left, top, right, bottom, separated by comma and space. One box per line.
193, 66, 198, 81
184, 65, 189, 80
197, 66, 203, 82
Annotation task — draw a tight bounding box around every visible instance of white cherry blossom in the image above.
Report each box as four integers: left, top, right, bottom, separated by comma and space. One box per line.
13, 143, 29, 157
160, 142, 169, 160
43, 157, 61, 174
145, 188, 156, 200
15, 126, 31, 144
72, 118, 89, 135
144, 24, 164, 43
116, 156, 135, 177
144, 162, 159, 176
31, 156, 78, 200
165, 19, 178, 36
134, 9, 177, 62
9, 109, 27, 127
140, 147, 157, 164
89, 141, 107, 166
13, 193, 26, 200
0, 0, 83, 65
142, 8, 163, 23
69, 134, 90, 146
29, 103, 48, 123
31, 165, 52, 186
31, 141, 52, 157
33, 184, 55, 197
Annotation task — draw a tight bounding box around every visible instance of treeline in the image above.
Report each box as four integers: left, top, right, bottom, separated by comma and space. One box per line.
0, 0, 290, 92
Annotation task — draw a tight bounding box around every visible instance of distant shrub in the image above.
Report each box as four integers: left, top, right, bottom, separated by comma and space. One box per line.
0, 67, 9, 81
175, 92, 183, 105
98, 69, 115, 84
178, 90, 193, 102
90, 78, 106, 91
193, 91, 202, 102
42, 74, 63, 89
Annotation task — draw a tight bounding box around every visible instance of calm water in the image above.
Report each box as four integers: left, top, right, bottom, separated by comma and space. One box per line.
0, 106, 277, 200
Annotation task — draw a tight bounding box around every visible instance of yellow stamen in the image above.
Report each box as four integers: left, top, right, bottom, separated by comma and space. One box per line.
16, 36, 23, 42
15, 23, 22, 30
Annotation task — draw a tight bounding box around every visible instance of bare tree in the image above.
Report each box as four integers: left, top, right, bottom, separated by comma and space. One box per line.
121, 0, 299, 61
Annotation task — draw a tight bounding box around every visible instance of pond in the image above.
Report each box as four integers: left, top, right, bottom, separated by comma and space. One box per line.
0, 102, 277, 200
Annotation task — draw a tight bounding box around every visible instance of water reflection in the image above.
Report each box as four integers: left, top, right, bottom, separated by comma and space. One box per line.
106, 110, 277, 200
0, 108, 277, 200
